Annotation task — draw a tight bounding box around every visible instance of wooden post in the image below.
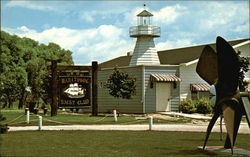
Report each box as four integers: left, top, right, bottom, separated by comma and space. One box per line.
38, 116, 42, 131
92, 61, 98, 116
148, 116, 153, 130
26, 110, 30, 124
113, 110, 118, 122
51, 60, 58, 116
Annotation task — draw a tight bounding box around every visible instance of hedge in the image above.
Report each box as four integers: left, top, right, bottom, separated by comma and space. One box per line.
179, 98, 213, 114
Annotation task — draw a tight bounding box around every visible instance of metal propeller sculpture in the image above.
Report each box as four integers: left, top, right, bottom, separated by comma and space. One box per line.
196, 36, 250, 154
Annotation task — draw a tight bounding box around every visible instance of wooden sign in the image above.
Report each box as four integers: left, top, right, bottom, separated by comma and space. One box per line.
51, 61, 98, 116
59, 76, 91, 108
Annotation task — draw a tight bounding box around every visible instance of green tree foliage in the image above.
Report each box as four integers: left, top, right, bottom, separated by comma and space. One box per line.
179, 99, 196, 114
0, 112, 8, 133
238, 51, 249, 91
106, 68, 136, 99
180, 98, 213, 114
0, 31, 73, 109
195, 98, 213, 114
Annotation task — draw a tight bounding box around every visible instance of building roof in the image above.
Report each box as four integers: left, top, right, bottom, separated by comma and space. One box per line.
137, 10, 153, 16
190, 83, 210, 92
100, 55, 131, 69
158, 38, 249, 65
99, 38, 249, 69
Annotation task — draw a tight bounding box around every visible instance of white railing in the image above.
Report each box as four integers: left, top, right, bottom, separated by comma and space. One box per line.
129, 25, 160, 37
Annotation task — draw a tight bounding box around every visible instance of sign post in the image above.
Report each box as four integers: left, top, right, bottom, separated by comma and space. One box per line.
51, 62, 98, 116
51, 60, 58, 116
92, 61, 98, 116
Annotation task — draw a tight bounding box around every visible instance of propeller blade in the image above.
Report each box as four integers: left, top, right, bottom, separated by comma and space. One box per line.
203, 110, 221, 150
196, 45, 218, 85
222, 104, 235, 153
232, 106, 243, 146
216, 36, 240, 93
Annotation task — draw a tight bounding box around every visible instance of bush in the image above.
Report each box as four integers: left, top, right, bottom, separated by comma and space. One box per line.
0, 113, 8, 134
195, 98, 213, 114
179, 99, 196, 114
0, 124, 9, 134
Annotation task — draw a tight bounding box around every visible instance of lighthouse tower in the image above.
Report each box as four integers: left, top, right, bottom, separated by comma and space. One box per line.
129, 8, 160, 66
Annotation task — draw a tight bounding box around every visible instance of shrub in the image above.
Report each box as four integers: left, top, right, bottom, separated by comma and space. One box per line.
195, 98, 213, 114
0, 113, 8, 134
179, 99, 196, 114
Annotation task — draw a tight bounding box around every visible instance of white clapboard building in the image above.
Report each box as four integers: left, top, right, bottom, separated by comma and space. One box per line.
97, 9, 250, 113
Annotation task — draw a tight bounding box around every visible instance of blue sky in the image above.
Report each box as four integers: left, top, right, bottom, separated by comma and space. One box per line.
1, 0, 249, 65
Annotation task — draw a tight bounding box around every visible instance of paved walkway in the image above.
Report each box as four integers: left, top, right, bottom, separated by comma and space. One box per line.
9, 123, 250, 134
159, 112, 212, 120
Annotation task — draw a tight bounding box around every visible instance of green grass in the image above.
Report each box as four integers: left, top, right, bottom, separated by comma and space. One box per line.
0, 109, 191, 126
1, 131, 249, 157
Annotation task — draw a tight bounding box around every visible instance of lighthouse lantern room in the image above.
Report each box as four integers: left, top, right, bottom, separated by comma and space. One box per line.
129, 7, 161, 66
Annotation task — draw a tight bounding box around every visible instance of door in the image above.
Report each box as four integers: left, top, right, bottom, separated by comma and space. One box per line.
156, 83, 171, 112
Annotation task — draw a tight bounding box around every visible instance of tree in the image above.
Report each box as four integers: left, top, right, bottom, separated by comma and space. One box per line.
0, 112, 8, 134
105, 68, 136, 109
238, 51, 250, 91
0, 31, 73, 110
0, 32, 28, 108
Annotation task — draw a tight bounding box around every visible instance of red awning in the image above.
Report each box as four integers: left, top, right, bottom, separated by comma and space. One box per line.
151, 73, 181, 82
190, 84, 210, 92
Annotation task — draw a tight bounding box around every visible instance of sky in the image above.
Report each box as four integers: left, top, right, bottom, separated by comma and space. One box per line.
1, 0, 249, 65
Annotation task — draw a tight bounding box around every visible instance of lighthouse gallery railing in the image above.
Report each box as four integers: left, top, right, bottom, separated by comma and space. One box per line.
129, 25, 160, 37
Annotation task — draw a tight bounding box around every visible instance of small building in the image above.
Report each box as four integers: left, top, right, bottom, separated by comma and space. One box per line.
97, 8, 250, 114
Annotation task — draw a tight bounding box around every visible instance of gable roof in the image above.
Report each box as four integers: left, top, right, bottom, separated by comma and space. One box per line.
100, 55, 131, 69
158, 38, 249, 65
137, 10, 153, 16
99, 38, 249, 69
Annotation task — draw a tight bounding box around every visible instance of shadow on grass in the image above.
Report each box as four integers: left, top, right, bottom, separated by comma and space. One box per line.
0, 156, 45, 157
159, 149, 221, 157
153, 146, 219, 156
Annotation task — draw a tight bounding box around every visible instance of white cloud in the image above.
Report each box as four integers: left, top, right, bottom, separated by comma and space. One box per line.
79, 11, 97, 23
197, 2, 249, 34
153, 4, 187, 25
3, 1, 249, 65
232, 22, 249, 34
77, 2, 132, 24
157, 1, 249, 46
122, 4, 187, 27
3, 25, 133, 65
156, 39, 193, 51
5, 0, 57, 12
123, 7, 144, 26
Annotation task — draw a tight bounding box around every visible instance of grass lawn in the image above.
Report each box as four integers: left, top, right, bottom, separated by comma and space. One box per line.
0, 109, 191, 126
1, 131, 249, 157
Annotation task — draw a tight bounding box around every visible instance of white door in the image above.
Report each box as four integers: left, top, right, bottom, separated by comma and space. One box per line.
156, 83, 171, 112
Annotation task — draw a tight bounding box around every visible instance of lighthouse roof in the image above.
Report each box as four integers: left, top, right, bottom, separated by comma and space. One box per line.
137, 10, 153, 16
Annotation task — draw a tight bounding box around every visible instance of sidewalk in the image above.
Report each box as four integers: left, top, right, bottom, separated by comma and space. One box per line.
8, 123, 250, 134
159, 112, 212, 120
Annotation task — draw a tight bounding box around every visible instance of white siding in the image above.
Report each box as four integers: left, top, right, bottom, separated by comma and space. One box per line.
144, 66, 180, 112
179, 62, 207, 100
129, 36, 160, 66
98, 66, 143, 113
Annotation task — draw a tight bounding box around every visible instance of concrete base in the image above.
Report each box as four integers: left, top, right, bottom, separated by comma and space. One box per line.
198, 146, 250, 156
